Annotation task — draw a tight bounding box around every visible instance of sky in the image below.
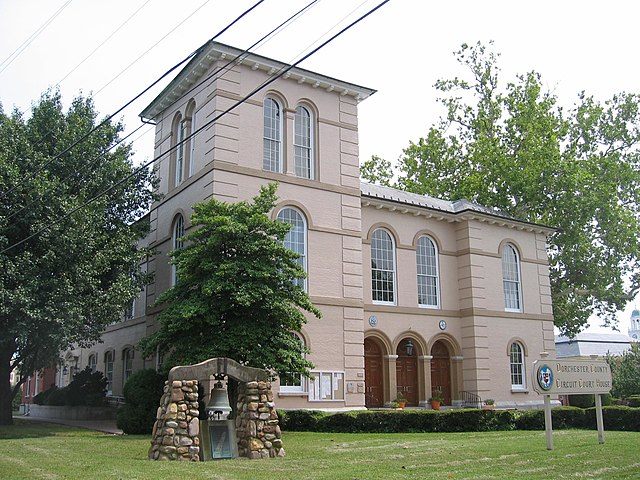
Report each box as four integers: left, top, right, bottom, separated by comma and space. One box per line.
1, 0, 639, 333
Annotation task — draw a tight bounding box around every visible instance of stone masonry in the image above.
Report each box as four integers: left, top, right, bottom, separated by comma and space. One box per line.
149, 380, 201, 461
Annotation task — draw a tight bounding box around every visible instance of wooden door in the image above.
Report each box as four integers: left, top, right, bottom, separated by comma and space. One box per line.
430, 341, 451, 405
396, 339, 419, 406
364, 338, 384, 408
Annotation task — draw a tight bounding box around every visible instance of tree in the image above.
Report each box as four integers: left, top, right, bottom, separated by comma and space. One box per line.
0, 90, 156, 424
361, 42, 640, 336
139, 183, 321, 380
608, 343, 640, 398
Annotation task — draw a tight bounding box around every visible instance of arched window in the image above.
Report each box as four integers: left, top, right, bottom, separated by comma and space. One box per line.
104, 350, 114, 395
173, 114, 185, 187
171, 215, 185, 286
510, 342, 526, 389
371, 228, 396, 304
502, 243, 522, 311
277, 207, 307, 290
263, 98, 282, 172
294, 105, 313, 179
88, 354, 97, 373
279, 332, 306, 393
186, 101, 196, 178
122, 348, 134, 386
416, 236, 439, 307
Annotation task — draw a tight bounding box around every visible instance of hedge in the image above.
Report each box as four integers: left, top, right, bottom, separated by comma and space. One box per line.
278, 406, 640, 433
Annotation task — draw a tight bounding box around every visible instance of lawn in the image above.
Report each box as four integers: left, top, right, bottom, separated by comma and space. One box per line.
1, 420, 639, 479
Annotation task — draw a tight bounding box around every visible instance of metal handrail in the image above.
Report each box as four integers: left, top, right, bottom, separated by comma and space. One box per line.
460, 390, 482, 408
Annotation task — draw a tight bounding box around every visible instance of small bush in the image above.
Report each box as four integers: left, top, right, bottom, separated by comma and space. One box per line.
12, 389, 22, 411
627, 395, 640, 407
65, 367, 108, 406
116, 369, 166, 435
46, 387, 69, 406
582, 406, 640, 431
552, 406, 586, 429
33, 385, 57, 405
568, 394, 595, 408
278, 409, 327, 431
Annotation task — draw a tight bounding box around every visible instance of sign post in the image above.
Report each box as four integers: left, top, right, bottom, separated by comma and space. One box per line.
532, 358, 612, 450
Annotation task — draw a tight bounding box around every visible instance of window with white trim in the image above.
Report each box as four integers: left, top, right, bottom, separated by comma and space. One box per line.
88, 354, 97, 373
371, 228, 396, 304
171, 215, 185, 286
294, 105, 313, 179
104, 351, 114, 395
187, 103, 196, 177
416, 236, 439, 307
277, 207, 307, 290
174, 115, 185, 187
510, 342, 526, 389
279, 333, 306, 393
308, 371, 344, 401
263, 98, 282, 172
502, 243, 522, 311
123, 348, 134, 386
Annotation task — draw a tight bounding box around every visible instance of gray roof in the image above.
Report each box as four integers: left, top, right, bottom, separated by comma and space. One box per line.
555, 332, 633, 358
360, 183, 553, 230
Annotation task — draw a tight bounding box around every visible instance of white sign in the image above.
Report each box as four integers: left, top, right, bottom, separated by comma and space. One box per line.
532, 359, 612, 395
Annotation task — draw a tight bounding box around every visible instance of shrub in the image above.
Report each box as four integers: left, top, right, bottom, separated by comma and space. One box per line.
116, 369, 166, 434
568, 394, 594, 408
278, 409, 327, 431
627, 395, 640, 407
33, 385, 58, 405
12, 389, 22, 411
46, 387, 69, 406
552, 406, 586, 429
65, 367, 108, 406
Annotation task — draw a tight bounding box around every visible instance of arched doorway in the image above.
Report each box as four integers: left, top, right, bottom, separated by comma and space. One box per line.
364, 338, 384, 408
430, 340, 451, 405
396, 338, 419, 406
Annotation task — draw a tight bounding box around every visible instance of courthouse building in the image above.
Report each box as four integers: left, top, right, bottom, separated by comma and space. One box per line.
57, 41, 556, 409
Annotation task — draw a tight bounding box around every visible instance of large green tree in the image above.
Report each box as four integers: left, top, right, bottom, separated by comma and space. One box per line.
362, 42, 640, 336
608, 343, 640, 398
0, 90, 156, 424
139, 183, 321, 380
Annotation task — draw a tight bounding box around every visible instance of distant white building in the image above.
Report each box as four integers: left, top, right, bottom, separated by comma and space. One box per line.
555, 332, 633, 359
629, 308, 640, 341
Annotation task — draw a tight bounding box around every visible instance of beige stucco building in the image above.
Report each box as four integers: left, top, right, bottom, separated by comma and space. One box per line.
63, 41, 556, 410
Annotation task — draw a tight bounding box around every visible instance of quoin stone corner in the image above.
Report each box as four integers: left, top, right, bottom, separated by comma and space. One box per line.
149, 358, 284, 461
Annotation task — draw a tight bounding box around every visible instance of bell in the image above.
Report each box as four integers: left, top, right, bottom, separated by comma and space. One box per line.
206, 379, 232, 421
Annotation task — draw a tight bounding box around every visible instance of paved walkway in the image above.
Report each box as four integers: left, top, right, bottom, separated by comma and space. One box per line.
14, 414, 123, 435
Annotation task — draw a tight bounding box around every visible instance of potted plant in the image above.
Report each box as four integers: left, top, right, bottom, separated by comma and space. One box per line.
395, 391, 407, 409
483, 398, 495, 409
429, 387, 444, 410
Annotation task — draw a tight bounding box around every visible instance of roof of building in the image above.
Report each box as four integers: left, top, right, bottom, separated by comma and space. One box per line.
555, 332, 633, 358
140, 41, 377, 121
360, 182, 554, 232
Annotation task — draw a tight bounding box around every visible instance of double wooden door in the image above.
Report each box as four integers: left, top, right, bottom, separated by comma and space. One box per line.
430, 340, 451, 405
364, 339, 384, 408
396, 339, 418, 406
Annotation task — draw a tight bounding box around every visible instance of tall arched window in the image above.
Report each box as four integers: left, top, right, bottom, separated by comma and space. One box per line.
122, 348, 134, 387
294, 105, 313, 179
171, 215, 185, 286
263, 98, 282, 172
186, 101, 197, 178
279, 332, 306, 393
416, 236, 439, 307
88, 354, 97, 373
502, 243, 522, 311
173, 114, 185, 187
371, 228, 396, 304
277, 207, 307, 290
104, 350, 114, 395
510, 342, 526, 389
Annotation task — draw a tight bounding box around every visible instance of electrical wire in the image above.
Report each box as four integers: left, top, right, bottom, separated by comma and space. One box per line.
0, 0, 73, 75
1, 0, 318, 221
0, 0, 265, 202
0, 0, 390, 255
56, 0, 154, 86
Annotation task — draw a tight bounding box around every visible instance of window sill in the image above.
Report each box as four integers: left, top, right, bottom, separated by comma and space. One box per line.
505, 308, 523, 313
373, 301, 396, 307
511, 388, 528, 394
278, 392, 308, 397
418, 304, 440, 309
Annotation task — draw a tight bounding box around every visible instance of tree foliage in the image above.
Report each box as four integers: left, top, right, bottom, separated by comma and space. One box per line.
361, 41, 640, 335
139, 183, 321, 379
0, 90, 157, 424
608, 343, 640, 398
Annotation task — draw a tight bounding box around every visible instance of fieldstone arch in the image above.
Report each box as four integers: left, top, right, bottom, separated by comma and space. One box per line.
149, 358, 283, 461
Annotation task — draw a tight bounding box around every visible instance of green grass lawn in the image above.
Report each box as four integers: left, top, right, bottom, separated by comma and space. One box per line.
1, 420, 639, 479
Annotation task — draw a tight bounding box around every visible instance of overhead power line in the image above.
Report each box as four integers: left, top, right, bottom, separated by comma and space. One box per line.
1, 0, 318, 222
0, 0, 73, 75
0, 0, 391, 255
0, 0, 266, 203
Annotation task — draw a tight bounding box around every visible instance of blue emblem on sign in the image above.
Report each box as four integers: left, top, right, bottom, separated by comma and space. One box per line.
537, 364, 553, 391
